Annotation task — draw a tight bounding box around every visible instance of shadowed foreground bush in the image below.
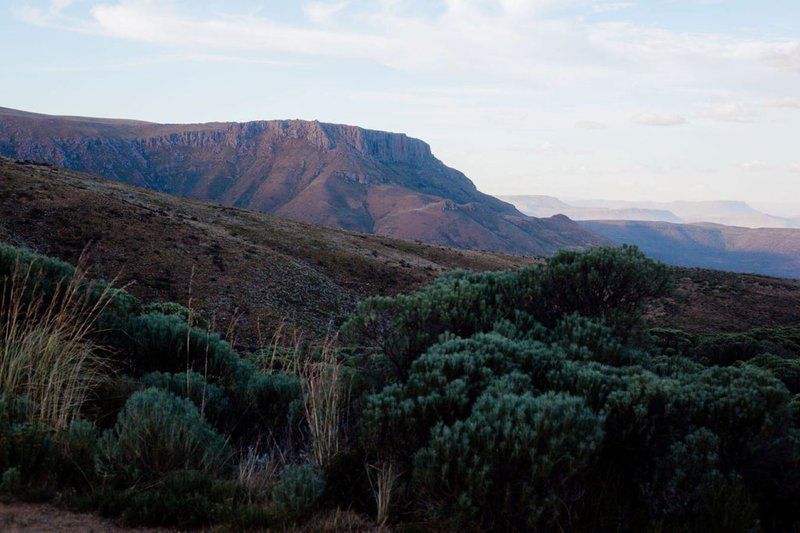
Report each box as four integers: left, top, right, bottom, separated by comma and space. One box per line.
97, 388, 231, 483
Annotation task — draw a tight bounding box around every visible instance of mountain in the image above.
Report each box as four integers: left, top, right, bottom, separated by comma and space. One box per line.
502, 195, 800, 228
571, 199, 800, 229
0, 107, 603, 255
4, 157, 800, 337
581, 220, 800, 279
500, 195, 683, 222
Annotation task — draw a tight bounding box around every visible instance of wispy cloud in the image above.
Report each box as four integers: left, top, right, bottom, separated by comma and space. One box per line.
768, 97, 800, 108
574, 120, 608, 129
632, 112, 688, 126
700, 102, 756, 123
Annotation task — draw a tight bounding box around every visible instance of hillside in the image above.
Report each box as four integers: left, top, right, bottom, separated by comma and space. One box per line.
0, 107, 603, 255
582, 219, 800, 279
2, 158, 799, 338
0, 157, 537, 341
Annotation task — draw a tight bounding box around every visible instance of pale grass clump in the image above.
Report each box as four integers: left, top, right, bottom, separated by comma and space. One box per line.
366, 461, 402, 527
255, 321, 346, 469
0, 259, 113, 429
236, 440, 286, 504
298, 339, 343, 468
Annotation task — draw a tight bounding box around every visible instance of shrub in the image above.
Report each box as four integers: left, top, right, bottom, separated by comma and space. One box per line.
0, 467, 21, 498
342, 245, 671, 381
271, 463, 325, 520
414, 391, 603, 529
58, 418, 100, 488
97, 388, 231, 483
138, 371, 231, 426
141, 301, 208, 329
95, 469, 274, 529
534, 245, 672, 333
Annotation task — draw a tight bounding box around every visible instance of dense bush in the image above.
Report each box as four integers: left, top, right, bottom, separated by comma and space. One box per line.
141, 301, 208, 328
354, 246, 800, 529
0, 243, 139, 334
97, 388, 231, 483
124, 313, 302, 436
137, 370, 231, 426
342, 245, 671, 381
94, 469, 273, 528
414, 391, 603, 529
5, 240, 800, 530
271, 463, 325, 520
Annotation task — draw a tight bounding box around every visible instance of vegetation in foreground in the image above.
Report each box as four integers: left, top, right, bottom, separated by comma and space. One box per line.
1, 242, 800, 531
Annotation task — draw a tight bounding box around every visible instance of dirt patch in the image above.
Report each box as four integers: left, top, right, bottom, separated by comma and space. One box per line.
0, 502, 168, 532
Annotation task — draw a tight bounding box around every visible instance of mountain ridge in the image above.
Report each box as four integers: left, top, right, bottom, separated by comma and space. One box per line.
0, 107, 604, 255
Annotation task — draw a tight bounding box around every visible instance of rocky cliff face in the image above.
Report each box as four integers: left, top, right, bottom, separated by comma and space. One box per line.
0, 107, 604, 255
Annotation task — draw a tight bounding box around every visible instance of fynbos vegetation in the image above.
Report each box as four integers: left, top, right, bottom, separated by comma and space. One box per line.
1, 242, 799, 530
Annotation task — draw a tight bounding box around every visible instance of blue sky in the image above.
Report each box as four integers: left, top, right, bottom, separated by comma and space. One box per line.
2, 0, 800, 204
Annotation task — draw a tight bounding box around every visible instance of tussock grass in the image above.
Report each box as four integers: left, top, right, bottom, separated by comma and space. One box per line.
0, 256, 112, 429
367, 461, 402, 527
298, 339, 343, 469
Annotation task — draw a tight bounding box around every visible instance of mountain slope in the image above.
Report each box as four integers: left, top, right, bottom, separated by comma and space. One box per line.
582, 219, 800, 279
0, 107, 603, 255
3, 158, 799, 337
0, 157, 538, 340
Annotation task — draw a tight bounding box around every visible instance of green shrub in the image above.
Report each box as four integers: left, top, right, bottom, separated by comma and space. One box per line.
97, 388, 231, 483
141, 301, 208, 328
414, 391, 603, 529
0, 243, 139, 336
0, 467, 21, 498
535, 244, 673, 332
138, 371, 231, 425
271, 463, 325, 520
95, 469, 274, 528
342, 245, 671, 381
58, 418, 100, 488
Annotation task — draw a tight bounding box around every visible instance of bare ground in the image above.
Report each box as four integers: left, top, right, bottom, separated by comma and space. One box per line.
0, 502, 168, 532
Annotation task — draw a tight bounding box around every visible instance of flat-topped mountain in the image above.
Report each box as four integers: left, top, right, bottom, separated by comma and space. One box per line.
0, 107, 604, 255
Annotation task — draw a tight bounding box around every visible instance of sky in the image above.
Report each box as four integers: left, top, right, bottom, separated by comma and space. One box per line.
2, 0, 800, 203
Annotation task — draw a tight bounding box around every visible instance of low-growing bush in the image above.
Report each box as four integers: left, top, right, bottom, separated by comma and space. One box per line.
95, 469, 274, 528
414, 391, 604, 529
97, 388, 231, 483
271, 463, 325, 520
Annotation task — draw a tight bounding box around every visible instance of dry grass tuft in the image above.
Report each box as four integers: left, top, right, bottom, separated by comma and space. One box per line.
299, 338, 343, 468
0, 257, 113, 429
366, 462, 402, 527
236, 439, 286, 504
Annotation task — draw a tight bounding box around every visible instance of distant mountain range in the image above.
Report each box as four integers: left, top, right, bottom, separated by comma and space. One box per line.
501, 195, 800, 228
500, 195, 800, 278
580, 220, 800, 279
0, 107, 603, 256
